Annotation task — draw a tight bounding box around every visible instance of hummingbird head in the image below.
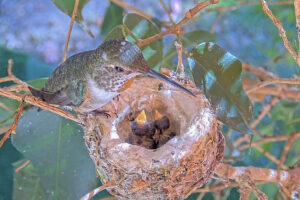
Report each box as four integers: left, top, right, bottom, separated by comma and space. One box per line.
96, 39, 194, 96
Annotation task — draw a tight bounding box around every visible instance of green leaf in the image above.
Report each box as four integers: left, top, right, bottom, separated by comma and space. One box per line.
0, 46, 53, 85
101, 2, 124, 36
162, 30, 217, 69
124, 13, 164, 68
104, 25, 126, 41
104, 13, 164, 68
13, 160, 46, 200
27, 78, 48, 89
12, 109, 98, 200
0, 47, 53, 124
51, 0, 94, 37
189, 42, 252, 133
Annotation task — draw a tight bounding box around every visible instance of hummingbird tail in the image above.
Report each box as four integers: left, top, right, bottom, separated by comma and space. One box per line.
28, 86, 71, 106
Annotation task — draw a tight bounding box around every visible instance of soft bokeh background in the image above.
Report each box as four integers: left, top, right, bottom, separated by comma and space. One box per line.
0, 0, 299, 199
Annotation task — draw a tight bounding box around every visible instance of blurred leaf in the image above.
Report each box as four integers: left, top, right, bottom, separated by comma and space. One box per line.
51, 0, 94, 37
27, 78, 48, 89
104, 25, 126, 41
0, 46, 53, 85
0, 136, 23, 200
104, 13, 163, 67
101, 2, 124, 36
189, 42, 252, 134
12, 109, 99, 200
123, 13, 163, 68
13, 160, 46, 200
162, 30, 217, 69
0, 46, 53, 125
0, 49, 53, 200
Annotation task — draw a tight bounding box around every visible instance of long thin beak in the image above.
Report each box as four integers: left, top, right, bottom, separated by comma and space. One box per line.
148, 69, 195, 96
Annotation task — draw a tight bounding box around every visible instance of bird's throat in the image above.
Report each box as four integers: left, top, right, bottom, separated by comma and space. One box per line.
118, 78, 135, 92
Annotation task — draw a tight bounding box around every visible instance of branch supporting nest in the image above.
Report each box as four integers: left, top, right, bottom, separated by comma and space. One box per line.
215, 163, 300, 198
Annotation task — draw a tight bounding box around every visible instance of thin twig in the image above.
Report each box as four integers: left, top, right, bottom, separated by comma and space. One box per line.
254, 87, 300, 100
255, 145, 288, 170
233, 134, 250, 147
108, 0, 170, 28
250, 97, 280, 129
242, 63, 277, 81
109, 0, 152, 19
62, 0, 80, 62
99, 196, 117, 200
207, 1, 293, 13
136, 0, 219, 47
80, 182, 117, 200
238, 131, 300, 150
0, 59, 79, 124
174, 41, 184, 75
196, 181, 239, 192
0, 96, 25, 148
294, 0, 300, 64
210, 11, 224, 33
261, 0, 298, 65
0, 125, 10, 135
2, 85, 29, 92
214, 163, 292, 186
246, 78, 300, 94
0, 89, 79, 123
277, 134, 299, 178
0, 59, 27, 86
0, 101, 14, 113
159, 0, 175, 24
15, 160, 30, 173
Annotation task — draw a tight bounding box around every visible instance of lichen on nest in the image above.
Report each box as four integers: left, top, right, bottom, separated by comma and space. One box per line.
82, 76, 224, 200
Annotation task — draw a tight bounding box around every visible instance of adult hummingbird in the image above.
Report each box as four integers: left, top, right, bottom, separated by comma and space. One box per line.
29, 39, 194, 113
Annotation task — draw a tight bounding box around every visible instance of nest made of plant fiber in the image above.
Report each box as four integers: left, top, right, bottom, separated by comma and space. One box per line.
82, 76, 224, 200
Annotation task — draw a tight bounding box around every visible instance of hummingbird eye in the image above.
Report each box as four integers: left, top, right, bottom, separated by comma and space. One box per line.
114, 66, 124, 72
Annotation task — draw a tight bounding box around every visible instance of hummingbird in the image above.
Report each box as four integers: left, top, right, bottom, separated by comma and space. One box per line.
29, 39, 194, 113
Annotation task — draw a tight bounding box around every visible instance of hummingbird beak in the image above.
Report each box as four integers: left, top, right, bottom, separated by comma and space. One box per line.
147, 69, 195, 96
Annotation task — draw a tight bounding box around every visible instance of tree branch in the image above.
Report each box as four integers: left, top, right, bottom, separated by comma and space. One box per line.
238, 131, 300, 150
254, 87, 300, 100
246, 78, 300, 94
250, 97, 280, 129
0, 89, 79, 123
294, 0, 300, 64
0, 96, 25, 148
158, 0, 175, 25
109, 0, 152, 20
80, 182, 117, 200
215, 163, 293, 186
62, 0, 80, 62
136, 0, 219, 47
261, 0, 298, 65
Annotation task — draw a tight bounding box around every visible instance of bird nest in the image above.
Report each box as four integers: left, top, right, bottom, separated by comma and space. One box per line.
82, 76, 224, 200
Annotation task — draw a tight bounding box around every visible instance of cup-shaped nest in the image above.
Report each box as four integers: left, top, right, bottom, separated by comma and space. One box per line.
83, 76, 224, 200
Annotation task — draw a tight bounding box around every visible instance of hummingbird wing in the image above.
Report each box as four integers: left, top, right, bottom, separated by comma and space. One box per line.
29, 86, 72, 106
29, 80, 87, 106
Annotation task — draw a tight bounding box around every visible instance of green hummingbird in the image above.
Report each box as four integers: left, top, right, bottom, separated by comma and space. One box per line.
29, 39, 194, 113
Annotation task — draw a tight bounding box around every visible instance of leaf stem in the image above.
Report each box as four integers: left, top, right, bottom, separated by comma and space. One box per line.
62, 0, 80, 62
136, 0, 219, 48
